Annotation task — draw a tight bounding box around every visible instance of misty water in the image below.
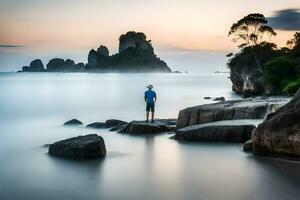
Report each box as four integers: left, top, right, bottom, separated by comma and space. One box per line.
0, 72, 299, 200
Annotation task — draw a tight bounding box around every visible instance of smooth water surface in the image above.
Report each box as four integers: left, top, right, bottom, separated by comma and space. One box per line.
0, 73, 299, 200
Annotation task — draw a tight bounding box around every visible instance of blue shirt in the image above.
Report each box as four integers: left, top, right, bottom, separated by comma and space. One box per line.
145, 90, 156, 103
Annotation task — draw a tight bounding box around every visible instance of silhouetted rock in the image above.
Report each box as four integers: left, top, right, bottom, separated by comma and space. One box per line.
22, 66, 30, 72
47, 58, 84, 72
63, 119, 83, 126
177, 97, 288, 129
97, 45, 109, 56
243, 140, 253, 152
119, 31, 153, 53
119, 121, 168, 134
86, 31, 171, 72
30, 59, 44, 72
19, 31, 171, 73
175, 120, 255, 143
204, 97, 212, 100
21, 59, 44, 72
86, 122, 106, 129
48, 134, 106, 159
252, 89, 300, 156
105, 119, 127, 128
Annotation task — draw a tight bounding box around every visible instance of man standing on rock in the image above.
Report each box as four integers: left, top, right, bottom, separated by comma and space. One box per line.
144, 84, 157, 123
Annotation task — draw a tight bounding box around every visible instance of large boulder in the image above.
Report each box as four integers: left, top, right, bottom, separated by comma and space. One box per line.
177, 97, 288, 129
63, 119, 83, 126
175, 120, 256, 143
252, 89, 300, 156
119, 121, 168, 134
48, 134, 106, 159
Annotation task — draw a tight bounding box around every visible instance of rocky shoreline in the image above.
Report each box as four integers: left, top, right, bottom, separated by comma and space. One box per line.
47, 94, 300, 160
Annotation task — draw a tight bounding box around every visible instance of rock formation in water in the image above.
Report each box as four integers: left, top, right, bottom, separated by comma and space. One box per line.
48, 134, 106, 159
252, 88, 300, 157
86, 31, 171, 72
175, 120, 255, 143
20, 31, 172, 73
22, 59, 45, 72
176, 97, 288, 129
47, 58, 85, 72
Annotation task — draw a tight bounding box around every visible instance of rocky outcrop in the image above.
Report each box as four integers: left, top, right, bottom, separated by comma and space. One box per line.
177, 97, 288, 129
63, 119, 83, 126
48, 134, 106, 159
47, 58, 84, 72
105, 119, 127, 128
19, 31, 171, 73
230, 69, 265, 95
175, 120, 255, 143
252, 89, 300, 156
22, 59, 44, 72
119, 120, 169, 134
119, 31, 153, 53
87, 32, 171, 72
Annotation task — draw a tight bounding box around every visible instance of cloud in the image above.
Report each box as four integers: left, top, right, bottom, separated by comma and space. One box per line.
0, 44, 27, 48
268, 9, 300, 31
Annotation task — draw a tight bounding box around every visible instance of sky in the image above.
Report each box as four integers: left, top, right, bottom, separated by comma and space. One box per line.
0, 0, 299, 71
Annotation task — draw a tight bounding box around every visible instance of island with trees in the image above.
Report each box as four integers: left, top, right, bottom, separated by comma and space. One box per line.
227, 13, 300, 96
20, 31, 172, 73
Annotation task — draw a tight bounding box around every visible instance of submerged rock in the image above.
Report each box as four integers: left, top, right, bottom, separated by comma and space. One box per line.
86, 122, 106, 129
175, 120, 256, 143
252, 89, 300, 156
213, 97, 225, 102
63, 119, 83, 126
119, 120, 168, 134
177, 97, 289, 129
48, 134, 106, 159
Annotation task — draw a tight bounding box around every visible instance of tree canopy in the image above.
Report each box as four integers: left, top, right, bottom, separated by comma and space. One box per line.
228, 13, 277, 48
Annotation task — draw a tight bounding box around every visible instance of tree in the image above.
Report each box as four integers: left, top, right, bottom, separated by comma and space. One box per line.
229, 13, 276, 48
228, 13, 277, 71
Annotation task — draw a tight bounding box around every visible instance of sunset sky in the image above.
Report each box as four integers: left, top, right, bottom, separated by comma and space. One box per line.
0, 0, 299, 71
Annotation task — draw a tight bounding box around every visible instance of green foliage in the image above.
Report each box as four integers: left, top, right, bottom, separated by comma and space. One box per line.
263, 57, 299, 93
282, 79, 300, 95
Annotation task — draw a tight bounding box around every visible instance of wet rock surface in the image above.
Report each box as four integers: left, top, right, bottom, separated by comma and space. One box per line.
118, 119, 176, 134
177, 97, 289, 129
175, 120, 256, 143
252, 89, 300, 156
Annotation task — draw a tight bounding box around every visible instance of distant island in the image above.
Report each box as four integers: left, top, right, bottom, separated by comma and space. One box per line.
19, 31, 172, 73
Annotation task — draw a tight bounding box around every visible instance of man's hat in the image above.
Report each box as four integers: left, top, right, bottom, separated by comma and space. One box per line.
146, 84, 153, 89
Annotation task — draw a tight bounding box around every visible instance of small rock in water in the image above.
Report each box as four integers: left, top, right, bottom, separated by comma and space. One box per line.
63, 119, 83, 126
213, 97, 225, 102
86, 122, 106, 129
204, 97, 212, 100
48, 134, 106, 159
